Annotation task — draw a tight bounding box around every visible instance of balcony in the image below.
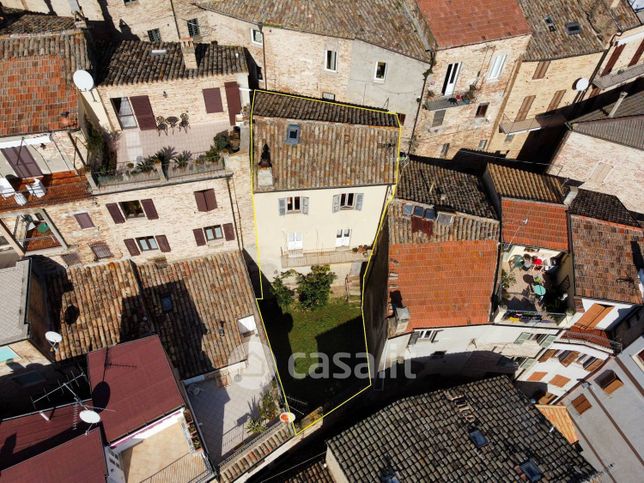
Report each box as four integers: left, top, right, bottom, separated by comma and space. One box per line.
281, 246, 371, 268
424, 87, 478, 111
0, 171, 90, 213
499, 111, 566, 134
593, 63, 644, 90
0, 212, 66, 255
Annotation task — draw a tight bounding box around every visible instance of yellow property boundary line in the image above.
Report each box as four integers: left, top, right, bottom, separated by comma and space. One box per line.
248, 89, 402, 436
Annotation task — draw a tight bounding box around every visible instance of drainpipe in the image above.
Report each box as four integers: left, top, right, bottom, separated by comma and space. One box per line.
169, 0, 182, 40
258, 22, 268, 90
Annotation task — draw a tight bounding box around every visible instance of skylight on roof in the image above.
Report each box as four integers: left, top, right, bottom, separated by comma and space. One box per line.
468, 429, 489, 448
565, 22, 582, 35
544, 16, 556, 32
520, 460, 543, 482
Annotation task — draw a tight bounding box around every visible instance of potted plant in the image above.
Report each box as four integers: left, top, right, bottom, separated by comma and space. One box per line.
174, 150, 191, 169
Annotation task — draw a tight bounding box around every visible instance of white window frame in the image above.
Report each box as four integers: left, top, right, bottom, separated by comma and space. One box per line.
251, 28, 263, 45
442, 62, 461, 96
136, 236, 158, 252
322, 92, 335, 100
374, 61, 387, 82
113, 97, 137, 129
417, 329, 439, 342
336, 228, 351, 247
488, 53, 507, 80
287, 232, 303, 251
340, 192, 356, 209
286, 196, 301, 213
204, 225, 223, 241
325, 49, 338, 72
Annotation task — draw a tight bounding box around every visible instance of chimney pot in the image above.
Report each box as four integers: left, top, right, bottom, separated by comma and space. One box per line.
563, 186, 579, 206
180, 38, 198, 70
608, 91, 628, 118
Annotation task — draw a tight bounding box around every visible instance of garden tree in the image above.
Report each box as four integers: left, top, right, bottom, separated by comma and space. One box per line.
271, 271, 296, 308
298, 265, 336, 310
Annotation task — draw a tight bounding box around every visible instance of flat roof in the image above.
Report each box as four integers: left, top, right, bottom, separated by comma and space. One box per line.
0, 258, 30, 345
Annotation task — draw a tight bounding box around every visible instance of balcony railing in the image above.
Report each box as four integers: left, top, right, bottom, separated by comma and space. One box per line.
140, 451, 212, 483
281, 247, 371, 268
424, 88, 478, 111
499, 111, 566, 134
593, 63, 644, 90
499, 307, 567, 326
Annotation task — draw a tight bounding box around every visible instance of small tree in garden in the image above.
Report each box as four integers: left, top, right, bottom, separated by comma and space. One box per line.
272, 272, 295, 309
297, 265, 336, 310
246, 416, 266, 434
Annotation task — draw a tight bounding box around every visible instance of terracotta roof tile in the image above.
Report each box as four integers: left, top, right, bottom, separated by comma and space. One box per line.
536, 405, 578, 445
488, 163, 565, 203
0, 11, 76, 35
569, 189, 640, 227
502, 199, 568, 251
417, 0, 531, 49
389, 240, 498, 328
284, 456, 334, 482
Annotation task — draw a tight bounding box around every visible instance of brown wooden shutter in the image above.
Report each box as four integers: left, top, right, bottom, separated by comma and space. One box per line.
73, 212, 95, 229
223, 222, 235, 241
532, 61, 550, 79
106, 203, 126, 224
203, 88, 224, 113
156, 235, 171, 252
547, 90, 566, 112
584, 358, 603, 372
194, 191, 207, 211
527, 371, 547, 382
124, 238, 140, 256
515, 95, 535, 122
141, 199, 159, 219
204, 189, 217, 210
193, 228, 206, 246
1, 147, 43, 178
628, 39, 644, 67
598, 371, 623, 394
538, 349, 556, 362
560, 351, 580, 367
224, 81, 242, 126
550, 374, 570, 387
129, 96, 157, 130
602, 44, 625, 75
571, 394, 591, 414
577, 304, 612, 329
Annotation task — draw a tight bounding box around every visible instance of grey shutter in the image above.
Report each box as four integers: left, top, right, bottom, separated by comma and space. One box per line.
539, 334, 556, 348
194, 191, 208, 212
193, 228, 206, 246
129, 96, 156, 130
203, 88, 224, 113
124, 238, 140, 256
156, 235, 171, 252
1, 146, 43, 178
223, 223, 235, 241
408, 331, 420, 346
106, 203, 125, 224
204, 189, 217, 210
73, 212, 94, 229
302, 197, 309, 215
332, 194, 340, 213
514, 332, 530, 345
355, 193, 364, 211
520, 358, 536, 371
278, 198, 286, 216
141, 199, 159, 219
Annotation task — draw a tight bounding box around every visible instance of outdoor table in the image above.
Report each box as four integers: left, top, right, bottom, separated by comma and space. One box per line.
533, 284, 546, 297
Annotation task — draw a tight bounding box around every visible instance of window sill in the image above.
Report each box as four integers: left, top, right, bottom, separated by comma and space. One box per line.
373, 78, 386, 84
206, 239, 225, 247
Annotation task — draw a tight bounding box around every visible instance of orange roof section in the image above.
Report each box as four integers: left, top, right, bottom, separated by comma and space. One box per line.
501, 199, 568, 251
536, 405, 578, 445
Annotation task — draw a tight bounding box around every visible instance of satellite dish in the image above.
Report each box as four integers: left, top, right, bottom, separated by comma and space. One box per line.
79, 409, 101, 424
574, 78, 589, 91
73, 70, 94, 91
279, 412, 296, 424
45, 331, 63, 344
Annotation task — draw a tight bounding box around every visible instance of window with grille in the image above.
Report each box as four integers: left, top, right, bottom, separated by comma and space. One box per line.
187, 19, 200, 37
251, 29, 263, 44
91, 243, 112, 260
147, 29, 161, 42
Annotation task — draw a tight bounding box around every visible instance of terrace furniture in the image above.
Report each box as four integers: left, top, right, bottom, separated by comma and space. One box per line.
156, 116, 168, 136
0, 177, 16, 198
179, 113, 190, 132
510, 254, 523, 270
533, 284, 546, 297
167, 116, 179, 133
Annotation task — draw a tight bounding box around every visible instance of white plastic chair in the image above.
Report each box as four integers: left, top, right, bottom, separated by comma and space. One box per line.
27, 178, 46, 198
0, 177, 16, 199
14, 192, 27, 206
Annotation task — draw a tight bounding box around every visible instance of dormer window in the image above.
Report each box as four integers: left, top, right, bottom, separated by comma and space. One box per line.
565, 22, 581, 35
285, 124, 300, 145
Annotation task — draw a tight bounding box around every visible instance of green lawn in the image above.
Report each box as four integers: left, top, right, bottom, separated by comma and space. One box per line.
260, 297, 369, 416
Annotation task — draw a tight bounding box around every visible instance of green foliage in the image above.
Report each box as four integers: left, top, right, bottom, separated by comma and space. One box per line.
152, 146, 177, 167
259, 388, 278, 422
136, 156, 155, 173
214, 131, 231, 152
246, 416, 266, 434
272, 272, 295, 308
174, 150, 192, 168
501, 270, 516, 291
297, 265, 336, 310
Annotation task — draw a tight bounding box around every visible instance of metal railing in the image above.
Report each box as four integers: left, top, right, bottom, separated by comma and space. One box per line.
140, 451, 212, 483
560, 330, 622, 353
424, 88, 477, 111
281, 247, 371, 268
500, 307, 567, 325
499, 111, 566, 134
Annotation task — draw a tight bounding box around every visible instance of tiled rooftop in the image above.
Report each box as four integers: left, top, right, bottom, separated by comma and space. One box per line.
0, 171, 91, 213
389, 239, 498, 328
200, 0, 431, 61
0, 29, 89, 136
328, 376, 597, 482
283, 455, 334, 482
417, 0, 531, 49
502, 199, 569, 251
570, 216, 644, 304
569, 189, 639, 227
487, 163, 565, 203
97, 41, 247, 86
43, 252, 258, 379
397, 159, 497, 219
0, 10, 76, 35
535, 405, 578, 444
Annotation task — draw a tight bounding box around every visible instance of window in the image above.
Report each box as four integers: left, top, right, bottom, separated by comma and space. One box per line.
488, 53, 506, 80
187, 18, 200, 37
558, 350, 579, 367
436, 212, 454, 225
536, 333, 556, 347
333, 192, 363, 212
91, 242, 112, 260
432, 110, 445, 127
340, 193, 355, 209
136, 236, 159, 251
325, 50, 337, 71
279, 196, 308, 215
582, 356, 602, 372
597, 370, 623, 394
119, 200, 144, 219
322, 92, 335, 100
336, 228, 351, 247
123, 0, 137, 4
547, 89, 566, 112
565, 22, 581, 35
285, 124, 300, 145
251, 28, 263, 44
571, 394, 592, 414
475, 103, 489, 118
402, 204, 413, 216
519, 460, 542, 483
161, 294, 173, 313
147, 28, 161, 42
417, 329, 439, 342
287, 232, 303, 251
287, 196, 301, 213
73, 212, 94, 229
374, 61, 387, 81
533, 61, 550, 79
544, 15, 556, 32
441, 62, 461, 95
111, 97, 137, 128
204, 225, 224, 241
439, 143, 450, 158
478, 139, 487, 150
61, 252, 81, 266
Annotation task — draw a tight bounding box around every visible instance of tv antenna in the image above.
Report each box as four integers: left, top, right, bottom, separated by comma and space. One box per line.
45, 331, 63, 353
73, 69, 96, 101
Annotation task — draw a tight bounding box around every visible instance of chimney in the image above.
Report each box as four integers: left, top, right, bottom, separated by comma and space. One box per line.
608, 91, 627, 118
180, 39, 198, 70
563, 186, 578, 206
257, 143, 274, 187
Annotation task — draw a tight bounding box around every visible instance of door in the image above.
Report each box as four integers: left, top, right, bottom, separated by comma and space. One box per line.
441, 62, 461, 96
1, 146, 43, 178
335, 228, 351, 247
287, 232, 303, 251
129, 96, 157, 130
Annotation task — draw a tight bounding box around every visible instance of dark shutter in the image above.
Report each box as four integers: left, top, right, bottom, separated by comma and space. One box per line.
141, 199, 159, 219
74, 212, 94, 229
223, 222, 235, 241
194, 191, 207, 211
129, 96, 157, 130
156, 235, 171, 252
193, 228, 206, 246
532, 61, 550, 79
408, 331, 420, 346
538, 349, 556, 362
124, 238, 140, 256
203, 88, 224, 113
224, 81, 242, 126
628, 39, 644, 67
61, 252, 81, 266
106, 203, 125, 224
204, 189, 217, 210
1, 147, 43, 178
602, 44, 625, 75
515, 95, 535, 122
547, 90, 566, 112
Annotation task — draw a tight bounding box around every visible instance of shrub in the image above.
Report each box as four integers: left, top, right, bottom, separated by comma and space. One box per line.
246, 416, 266, 434
174, 150, 192, 168
259, 388, 278, 422
272, 272, 295, 308
297, 265, 336, 310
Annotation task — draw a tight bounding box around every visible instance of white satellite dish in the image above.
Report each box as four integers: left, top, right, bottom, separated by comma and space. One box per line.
79, 409, 101, 424
73, 69, 94, 91
574, 77, 590, 91
45, 331, 63, 344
